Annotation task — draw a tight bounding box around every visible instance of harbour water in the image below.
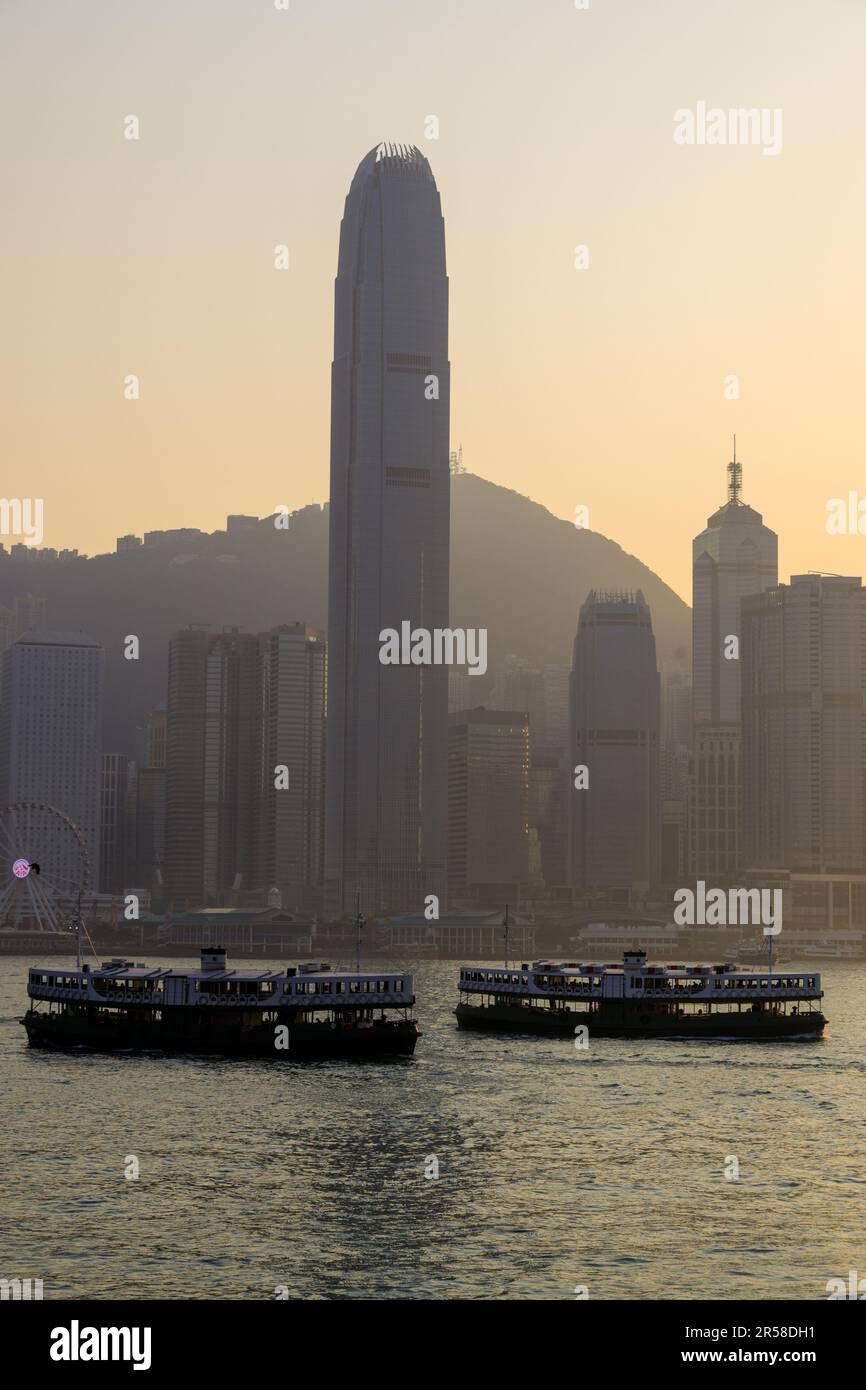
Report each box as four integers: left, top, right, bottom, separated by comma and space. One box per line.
2, 956, 863, 1300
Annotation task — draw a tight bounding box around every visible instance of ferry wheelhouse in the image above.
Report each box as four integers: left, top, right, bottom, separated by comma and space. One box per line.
455, 950, 826, 1040
23, 947, 419, 1058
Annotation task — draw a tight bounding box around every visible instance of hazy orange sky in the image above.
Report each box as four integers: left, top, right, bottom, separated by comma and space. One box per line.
3, 0, 865, 601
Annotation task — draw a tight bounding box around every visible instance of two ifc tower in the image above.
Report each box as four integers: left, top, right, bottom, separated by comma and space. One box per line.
325, 144, 450, 916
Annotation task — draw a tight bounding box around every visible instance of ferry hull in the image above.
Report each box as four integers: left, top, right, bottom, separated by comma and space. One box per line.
454, 1002, 826, 1041
22, 1010, 419, 1059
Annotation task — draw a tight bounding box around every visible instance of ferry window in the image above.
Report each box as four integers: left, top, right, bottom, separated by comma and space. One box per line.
349, 981, 359, 993
394, 980, 403, 993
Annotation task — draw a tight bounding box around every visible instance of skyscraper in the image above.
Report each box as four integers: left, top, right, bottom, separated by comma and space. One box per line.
130, 707, 166, 903
255, 624, 326, 902
742, 574, 866, 872
100, 752, 130, 896
164, 626, 259, 907
568, 591, 660, 891
164, 625, 327, 909
689, 445, 777, 878
325, 144, 450, 915
660, 672, 691, 882
487, 657, 571, 890
0, 630, 103, 891
448, 707, 529, 902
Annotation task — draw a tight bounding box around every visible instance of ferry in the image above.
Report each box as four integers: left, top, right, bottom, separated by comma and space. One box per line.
22, 947, 419, 1058
795, 939, 861, 961
454, 950, 826, 1040
734, 938, 789, 967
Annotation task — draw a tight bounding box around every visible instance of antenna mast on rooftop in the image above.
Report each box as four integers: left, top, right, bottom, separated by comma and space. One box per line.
727, 435, 743, 506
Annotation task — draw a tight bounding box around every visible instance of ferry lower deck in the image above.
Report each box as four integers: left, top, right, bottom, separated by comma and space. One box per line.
23, 1008, 418, 1057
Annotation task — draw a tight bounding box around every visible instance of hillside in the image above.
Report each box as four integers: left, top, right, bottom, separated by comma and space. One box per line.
0, 474, 690, 752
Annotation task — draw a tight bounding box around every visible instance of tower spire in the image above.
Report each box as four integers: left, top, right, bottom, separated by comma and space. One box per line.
727, 435, 742, 506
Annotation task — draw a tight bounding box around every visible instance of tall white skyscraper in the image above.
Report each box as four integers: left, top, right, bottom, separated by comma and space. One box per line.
325, 144, 450, 915
689, 445, 777, 878
692, 445, 778, 726
0, 631, 103, 891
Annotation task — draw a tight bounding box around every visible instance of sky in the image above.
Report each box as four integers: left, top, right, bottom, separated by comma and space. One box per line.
2, 0, 865, 600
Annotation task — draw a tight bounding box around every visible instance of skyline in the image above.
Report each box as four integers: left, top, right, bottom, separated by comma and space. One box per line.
5, 0, 866, 1329
4, 0, 866, 600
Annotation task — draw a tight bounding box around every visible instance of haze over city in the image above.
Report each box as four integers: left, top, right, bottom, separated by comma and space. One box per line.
3, 0, 866, 597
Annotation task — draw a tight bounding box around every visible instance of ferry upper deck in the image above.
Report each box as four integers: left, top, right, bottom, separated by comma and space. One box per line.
458, 951, 822, 1005
28, 949, 414, 1011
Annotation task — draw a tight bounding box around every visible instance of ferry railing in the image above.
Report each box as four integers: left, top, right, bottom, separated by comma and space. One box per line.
457, 976, 820, 1000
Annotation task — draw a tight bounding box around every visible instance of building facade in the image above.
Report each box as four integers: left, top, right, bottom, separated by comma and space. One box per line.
568, 591, 660, 891
164, 625, 327, 909
0, 630, 103, 893
255, 624, 326, 902
325, 143, 450, 916
100, 752, 130, 896
742, 574, 866, 873
164, 626, 260, 907
689, 449, 777, 879
448, 707, 530, 902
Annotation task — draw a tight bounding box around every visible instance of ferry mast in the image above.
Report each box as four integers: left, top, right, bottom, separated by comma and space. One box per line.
354, 893, 366, 974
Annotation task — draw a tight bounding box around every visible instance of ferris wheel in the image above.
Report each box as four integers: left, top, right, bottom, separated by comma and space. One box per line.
0, 801, 91, 934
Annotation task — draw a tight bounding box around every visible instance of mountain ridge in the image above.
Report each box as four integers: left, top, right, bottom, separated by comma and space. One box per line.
0, 472, 690, 752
